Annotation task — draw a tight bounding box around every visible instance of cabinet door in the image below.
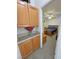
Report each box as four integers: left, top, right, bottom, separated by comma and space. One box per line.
32, 35, 40, 50
17, 3, 29, 27
29, 5, 39, 26
18, 39, 33, 58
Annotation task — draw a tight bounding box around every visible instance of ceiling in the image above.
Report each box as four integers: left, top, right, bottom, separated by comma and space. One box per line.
34, 0, 61, 16
35, 0, 52, 7
42, 0, 61, 16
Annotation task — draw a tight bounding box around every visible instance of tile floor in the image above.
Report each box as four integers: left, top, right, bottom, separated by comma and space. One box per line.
26, 34, 56, 59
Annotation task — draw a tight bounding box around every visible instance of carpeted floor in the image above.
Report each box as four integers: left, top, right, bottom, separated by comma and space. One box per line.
26, 34, 56, 59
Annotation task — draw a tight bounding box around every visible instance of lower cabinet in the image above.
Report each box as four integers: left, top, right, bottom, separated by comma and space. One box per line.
32, 35, 40, 51
18, 35, 40, 59
18, 39, 33, 59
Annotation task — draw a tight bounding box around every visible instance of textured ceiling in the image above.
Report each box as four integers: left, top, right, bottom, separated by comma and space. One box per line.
42, 0, 61, 16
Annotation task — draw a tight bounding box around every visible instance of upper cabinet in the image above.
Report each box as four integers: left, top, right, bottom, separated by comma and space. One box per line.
17, 2, 29, 27
17, 1, 39, 27
29, 5, 39, 26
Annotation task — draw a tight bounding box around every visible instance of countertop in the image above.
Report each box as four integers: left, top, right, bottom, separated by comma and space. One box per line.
17, 32, 40, 44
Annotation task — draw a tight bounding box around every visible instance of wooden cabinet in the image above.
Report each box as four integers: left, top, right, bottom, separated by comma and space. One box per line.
17, 1, 39, 27
17, 3, 29, 27
32, 35, 40, 50
43, 34, 47, 45
18, 35, 40, 58
18, 39, 33, 58
29, 5, 39, 26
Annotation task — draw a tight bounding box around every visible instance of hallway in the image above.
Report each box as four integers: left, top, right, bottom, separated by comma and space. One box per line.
26, 34, 56, 59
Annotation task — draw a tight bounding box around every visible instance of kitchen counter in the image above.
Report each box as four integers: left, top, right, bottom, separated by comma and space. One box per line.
17, 32, 40, 44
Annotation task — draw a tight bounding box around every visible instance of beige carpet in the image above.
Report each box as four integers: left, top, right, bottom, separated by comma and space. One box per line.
26, 34, 56, 59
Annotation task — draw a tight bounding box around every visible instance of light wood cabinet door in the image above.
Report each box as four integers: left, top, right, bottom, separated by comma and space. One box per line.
18, 39, 33, 58
29, 5, 39, 26
32, 35, 40, 50
17, 3, 29, 27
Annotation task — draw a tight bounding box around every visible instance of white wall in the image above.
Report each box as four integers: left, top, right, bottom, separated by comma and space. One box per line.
48, 16, 61, 25
56, 16, 61, 25
38, 8, 43, 48
17, 46, 22, 59
34, 0, 51, 7
43, 16, 61, 28
30, 0, 35, 6
33, 0, 43, 48
47, 18, 59, 25
54, 16, 61, 59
